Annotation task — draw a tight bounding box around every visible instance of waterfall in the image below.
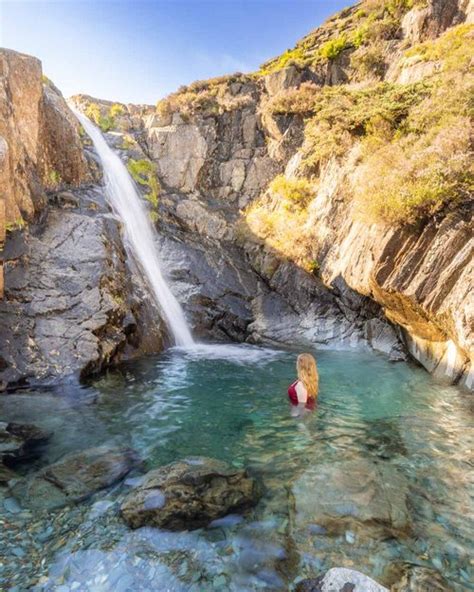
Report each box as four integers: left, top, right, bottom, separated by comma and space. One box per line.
72, 108, 194, 347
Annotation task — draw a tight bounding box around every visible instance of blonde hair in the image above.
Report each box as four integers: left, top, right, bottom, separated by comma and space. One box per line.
297, 353, 319, 399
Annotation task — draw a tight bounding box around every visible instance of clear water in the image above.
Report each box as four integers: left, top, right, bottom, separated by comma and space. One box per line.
71, 107, 193, 346
0, 346, 472, 591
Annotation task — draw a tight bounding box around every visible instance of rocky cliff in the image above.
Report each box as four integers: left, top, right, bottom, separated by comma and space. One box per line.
72, 0, 473, 388
0, 50, 163, 388
1, 0, 472, 389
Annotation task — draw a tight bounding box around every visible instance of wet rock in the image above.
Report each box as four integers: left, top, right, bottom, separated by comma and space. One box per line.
0, 187, 164, 387
121, 457, 261, 530
292, 459, 410, 536
12, 445, 139, 510
296, 568, 388, 592
0, 421, 50, 464
390, 564, 454, 591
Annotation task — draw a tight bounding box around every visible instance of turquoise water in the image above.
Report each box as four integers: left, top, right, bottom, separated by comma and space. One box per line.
0, 345, 472, 591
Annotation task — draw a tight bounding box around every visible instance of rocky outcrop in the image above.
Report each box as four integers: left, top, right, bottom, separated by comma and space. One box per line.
121, 457, 261, 530
12, 444, 139, 510
0, 49, 90, 227
0, 50, 164, 388
296, 568, 388, 592
0, 185, 164, 388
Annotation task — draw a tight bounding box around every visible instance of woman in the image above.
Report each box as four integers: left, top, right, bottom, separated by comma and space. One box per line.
288, 353, 319, 410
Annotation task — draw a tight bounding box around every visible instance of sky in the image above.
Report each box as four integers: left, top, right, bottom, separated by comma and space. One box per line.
1, 0, 351, 105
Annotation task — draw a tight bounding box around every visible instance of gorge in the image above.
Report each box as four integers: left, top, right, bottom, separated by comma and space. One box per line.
0, 0, 473, 590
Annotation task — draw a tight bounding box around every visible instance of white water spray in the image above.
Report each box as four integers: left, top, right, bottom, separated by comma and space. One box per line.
72, 107, 194, 347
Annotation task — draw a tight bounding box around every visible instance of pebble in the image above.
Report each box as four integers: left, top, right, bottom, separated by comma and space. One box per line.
345, 531, 356, 544
3, 497, 22, 514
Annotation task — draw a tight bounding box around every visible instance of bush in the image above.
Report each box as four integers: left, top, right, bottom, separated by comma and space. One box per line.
350, 43, 386, 78
319, 36, 347, 60
354, 117, 473, 223
127, 159, 160, 208
110, 103, 125, 117
265, 82, 320, 116
269, 175, 315, 207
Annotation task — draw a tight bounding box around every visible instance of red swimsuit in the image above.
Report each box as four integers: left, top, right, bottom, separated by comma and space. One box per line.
287, 380, 316, 410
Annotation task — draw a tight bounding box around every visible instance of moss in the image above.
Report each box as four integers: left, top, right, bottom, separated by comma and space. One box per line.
127, 158, 160, 209
48, 169, 62, 187
120, 135, 136, 150
6, 217, 25, 233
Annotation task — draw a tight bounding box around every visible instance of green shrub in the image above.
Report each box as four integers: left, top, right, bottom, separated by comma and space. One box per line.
259, 47, 306, 75
110, 103, 125, 117
319, 36, 347, 60
354, 117, 473, 223
127, 158, 160, 208
265, 82, 320, 116
351, 43, 386, 78
98, 115, 115, 132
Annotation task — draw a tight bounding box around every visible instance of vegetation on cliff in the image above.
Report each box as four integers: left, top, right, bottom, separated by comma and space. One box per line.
156, 74, 255, 120
251, 20, 473, 257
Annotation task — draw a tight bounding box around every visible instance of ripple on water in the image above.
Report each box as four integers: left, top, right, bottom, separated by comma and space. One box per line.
0, 346, 473, 591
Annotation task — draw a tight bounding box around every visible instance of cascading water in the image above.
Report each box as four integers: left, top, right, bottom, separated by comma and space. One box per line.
72, 107, 194, 347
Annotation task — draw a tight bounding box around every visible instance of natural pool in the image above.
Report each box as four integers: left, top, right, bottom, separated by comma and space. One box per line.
0, 345, 472, 591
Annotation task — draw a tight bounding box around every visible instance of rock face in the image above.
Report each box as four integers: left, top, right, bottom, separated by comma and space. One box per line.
121, 457, 261, 530
12, 445, 139, 510
0, 50, 164, 388
0, 49, 90, 228
0, 185, 164, 387
292, 460, 410, 535
296, 568, 388, 592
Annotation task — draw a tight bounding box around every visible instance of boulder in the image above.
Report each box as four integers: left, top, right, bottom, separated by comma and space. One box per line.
12, 445, 139, 510
292, 459, 410, 535
121, 457, 261, 530
0, 421, 50, 464
296, 568, 388, 592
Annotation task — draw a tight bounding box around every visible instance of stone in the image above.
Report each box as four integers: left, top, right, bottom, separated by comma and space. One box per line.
0, 421, 50, 464
12, 445, 139, 510
390, 565, 454, 592
121, 457, 261, 530
296, 568, 388, 592
292, 459, 410, 535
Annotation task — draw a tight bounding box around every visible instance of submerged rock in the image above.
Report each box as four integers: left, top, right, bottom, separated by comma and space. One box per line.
390, 564, 454, 591
296, 568, 388, 592
12, 444, 139, 510
292, 459, 410, 536
121, 457, 261, 530
0, 421, 50, 464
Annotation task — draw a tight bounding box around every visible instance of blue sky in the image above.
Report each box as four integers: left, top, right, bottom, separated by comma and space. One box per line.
1, 0, 350, 105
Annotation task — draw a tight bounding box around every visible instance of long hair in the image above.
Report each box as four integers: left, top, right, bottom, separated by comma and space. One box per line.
297, 353, 319, 399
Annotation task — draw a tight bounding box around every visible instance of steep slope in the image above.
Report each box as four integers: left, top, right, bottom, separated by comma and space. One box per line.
73, 0, 473, 387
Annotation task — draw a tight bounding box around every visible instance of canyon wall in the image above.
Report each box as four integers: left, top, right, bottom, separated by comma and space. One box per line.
73, 0, 472, 387
0, 0, 472, 389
